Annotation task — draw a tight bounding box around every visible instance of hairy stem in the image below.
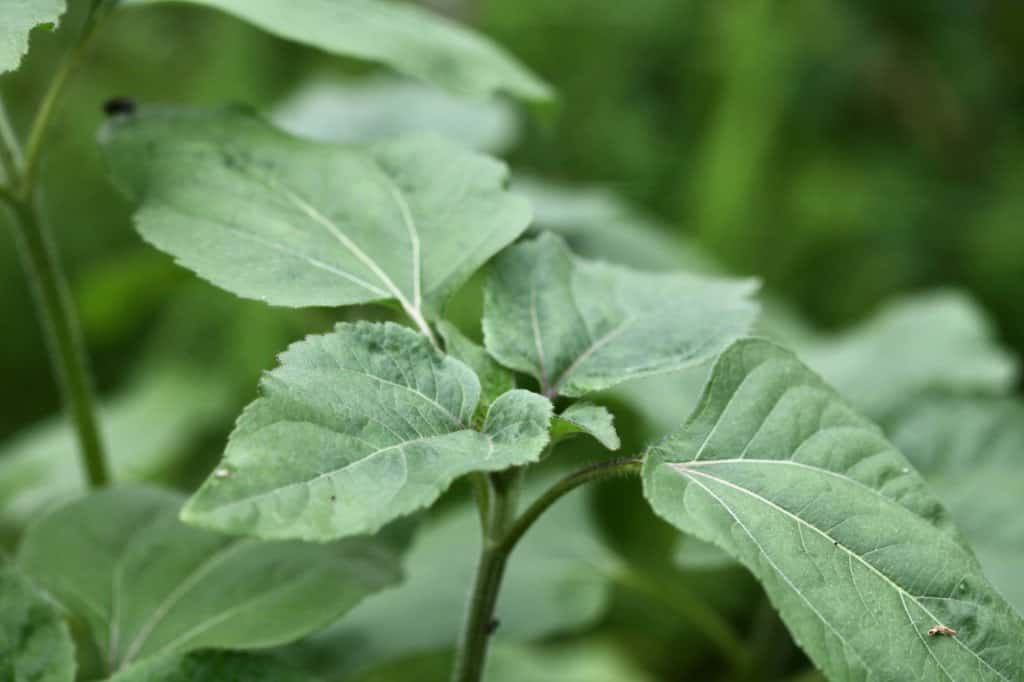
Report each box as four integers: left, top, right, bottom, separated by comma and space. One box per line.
5, 198, 109, 486
451, 457, 642, 682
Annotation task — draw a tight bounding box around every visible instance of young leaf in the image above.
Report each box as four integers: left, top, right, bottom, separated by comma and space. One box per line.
552, 402, 620, 451
642, 339, 1024, 681
483, 232, 758, 397
182, 322, 552, 541
437, 320, 515, 421
123, 0, 550, 101
0, 0, 63, 74
15, 486, 403, 672
888, 397, 1024, 615
797, 291, 1018, 418
0, 565, 75, 682
285, 481, 619, 679
106, 651, 315, 682
101, 107, 532, 325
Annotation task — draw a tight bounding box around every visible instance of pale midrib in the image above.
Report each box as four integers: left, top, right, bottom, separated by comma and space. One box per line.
676, 466, 1009, 681
548, 318, 629, 396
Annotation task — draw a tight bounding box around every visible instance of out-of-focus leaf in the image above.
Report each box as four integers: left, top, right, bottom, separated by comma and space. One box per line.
272, 78, 520, 153
0, 0, 63, 74
0, 368, 229, 532
16, 487, 403, 673
888, 396, 1024, 616
124, 0, 551, 100
0, 565, 75, 682
797, 291, 1018, 418
102, 107, 532, 322
437, 320, 515, 421
483, 232, 758, 397
106, 651, 317, 682
288, 479, 620, 679
183, 322, 551, 541
643, 338, 1024, 681
552, 402, 620, 450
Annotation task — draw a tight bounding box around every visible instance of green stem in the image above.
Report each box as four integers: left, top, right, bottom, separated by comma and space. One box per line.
0, 96, 22, 182
451, 458, 642, 682
4, 198, 109, 486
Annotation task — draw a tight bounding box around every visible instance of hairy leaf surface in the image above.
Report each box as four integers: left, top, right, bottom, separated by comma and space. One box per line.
642, 339, 1024, 681
552, 402, 620, 450
183, 322, 552, 541
102, 107, 531, 322
483, 233, 758, 397
16, 487, 403, 672
0, 566, 74, 682
437, 320, 515, 422
889, 397, 1024, 616
125, 0, 549, 100
0, 0, 63, 74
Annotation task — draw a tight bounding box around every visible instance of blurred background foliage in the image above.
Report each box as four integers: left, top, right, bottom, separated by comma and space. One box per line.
2, 1, 1023, 680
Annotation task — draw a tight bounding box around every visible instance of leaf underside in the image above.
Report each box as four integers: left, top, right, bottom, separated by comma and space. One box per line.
16, 486, 403, 672
483, 232, 759, 398
126, 0, 551, 100
643, 338, 1024, 681
0, 0, 64, 75
101, 107, 532, 321
183, 322, 552, 541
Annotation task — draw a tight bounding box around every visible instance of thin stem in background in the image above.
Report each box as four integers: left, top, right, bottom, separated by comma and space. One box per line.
450, 457, 643, 682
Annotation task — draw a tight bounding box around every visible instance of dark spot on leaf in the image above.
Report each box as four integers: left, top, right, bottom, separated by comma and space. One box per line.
330, 495, 337, 502
486, 618, 500, 635
103, 97, 136, 117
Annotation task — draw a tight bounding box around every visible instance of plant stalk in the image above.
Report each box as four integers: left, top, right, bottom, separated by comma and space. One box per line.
4, 196, 110, 487
451, 458, 642, 682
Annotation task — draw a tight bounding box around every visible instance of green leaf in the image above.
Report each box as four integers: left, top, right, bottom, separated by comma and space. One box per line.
272, 77, 520, 153
101, 107, 532, 323
182, 322, 552, 541
106, 651, 316, 682
124, 0, 550, 101
552, 402, 620, 451
0, 0, 63, 74
286, 479, 619, 679
642, 338, 1024, 681
437, 320, 515, 422
0, 368, 229, 534
15, 486, 403, 672
0, 565, 75, 682
483, 232, 758, 397
888, 396, 1024, 616
797, 291, 1018, 418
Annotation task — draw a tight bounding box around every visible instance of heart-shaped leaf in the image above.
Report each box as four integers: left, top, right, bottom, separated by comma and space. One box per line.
124, 0, 550, 101
182, 322, 552, 541
0, 0, 63, 74
16, 486, 404, 673
483, 233, 758, 398
101, 107, 532, 329
0, 565, 75, 682
642, 338, 1024, 681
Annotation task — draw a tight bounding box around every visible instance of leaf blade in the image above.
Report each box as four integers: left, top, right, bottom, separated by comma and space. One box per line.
552, 402, 621, 450
0, 565, 75, 682
642, 339, 1024, 681
0, 0, 64, 75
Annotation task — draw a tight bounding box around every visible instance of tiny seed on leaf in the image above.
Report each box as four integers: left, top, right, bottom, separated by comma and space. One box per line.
927, 624, 957, 637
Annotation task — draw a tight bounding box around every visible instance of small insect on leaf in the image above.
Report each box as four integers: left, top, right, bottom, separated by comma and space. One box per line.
927, 624, 957, 637
103, 97, 136, 117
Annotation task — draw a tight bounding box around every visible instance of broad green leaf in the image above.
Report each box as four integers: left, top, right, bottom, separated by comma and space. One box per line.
642, 338, 1024, 681
272, 77, 520, 153
0, 368, 229, 534
286, 479, 620, 679
483, 232, 758, 397
0, 566, 75, 682
797, 291, 1018, 418
124, 0, 550, 101
888, 397, 1024, 615
182, 322, 552, 541
106, 651, 316, 682
552, 402, 620, 450
101, 107, 532, 323
484, 641, 653, 682
0, 0, 63, 74
16, 486, 403, 673
437, 320, 515, 421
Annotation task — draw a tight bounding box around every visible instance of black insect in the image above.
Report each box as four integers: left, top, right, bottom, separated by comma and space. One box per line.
103, 97, 136, 117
